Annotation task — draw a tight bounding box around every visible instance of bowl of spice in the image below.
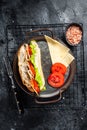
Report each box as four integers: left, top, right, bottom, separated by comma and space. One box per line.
65, 23, 83, 46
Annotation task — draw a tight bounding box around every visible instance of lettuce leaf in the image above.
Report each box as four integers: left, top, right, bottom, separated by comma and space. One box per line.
30, 40, 46, 91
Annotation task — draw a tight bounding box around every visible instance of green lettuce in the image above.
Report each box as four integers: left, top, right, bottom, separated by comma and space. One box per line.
30, 40, 46, 91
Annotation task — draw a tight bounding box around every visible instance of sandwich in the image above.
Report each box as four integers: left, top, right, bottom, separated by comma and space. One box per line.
18, 40, 46, 94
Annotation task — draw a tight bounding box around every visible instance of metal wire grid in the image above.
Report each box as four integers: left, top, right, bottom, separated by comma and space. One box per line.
6, 24, 86, 109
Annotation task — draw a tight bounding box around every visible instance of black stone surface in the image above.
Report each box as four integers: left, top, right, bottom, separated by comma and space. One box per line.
0, 0, 87, 130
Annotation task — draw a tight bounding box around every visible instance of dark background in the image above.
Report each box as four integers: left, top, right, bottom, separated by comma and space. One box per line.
0, 0, 87, 130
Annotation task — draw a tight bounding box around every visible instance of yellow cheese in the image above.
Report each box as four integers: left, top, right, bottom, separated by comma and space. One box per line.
58, 53, 75, 67
45, 35, 75, 67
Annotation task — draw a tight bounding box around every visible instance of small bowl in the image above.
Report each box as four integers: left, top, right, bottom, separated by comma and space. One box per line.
65, 23, 83, 46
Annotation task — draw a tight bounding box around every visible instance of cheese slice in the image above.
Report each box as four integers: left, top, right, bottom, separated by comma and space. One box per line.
45, 35, 75, 67
58, 53, 75, 67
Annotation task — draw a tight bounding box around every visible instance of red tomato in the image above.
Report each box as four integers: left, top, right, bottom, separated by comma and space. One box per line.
29, 62, 36, 76
27, 46, 32, 55
30, 79, 40, 93
33, 80, 40, 93
51, 63, 67, 75
48, 72, 64, 88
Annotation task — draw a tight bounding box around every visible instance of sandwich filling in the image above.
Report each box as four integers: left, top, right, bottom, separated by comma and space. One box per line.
18, 40, 46, 94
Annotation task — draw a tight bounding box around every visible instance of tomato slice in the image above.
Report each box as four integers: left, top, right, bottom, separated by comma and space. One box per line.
33, 80, 40, 93
28, 62, 36, 76
51, 63, 67, 75
26, 45, 32, 55
30, 79, 40, 93
48, 72, 64, 88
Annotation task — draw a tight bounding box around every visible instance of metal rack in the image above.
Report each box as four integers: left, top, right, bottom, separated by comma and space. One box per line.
6, 24, 86, 109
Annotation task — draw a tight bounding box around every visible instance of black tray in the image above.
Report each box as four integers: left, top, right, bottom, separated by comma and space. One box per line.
6, 24, 86, 109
